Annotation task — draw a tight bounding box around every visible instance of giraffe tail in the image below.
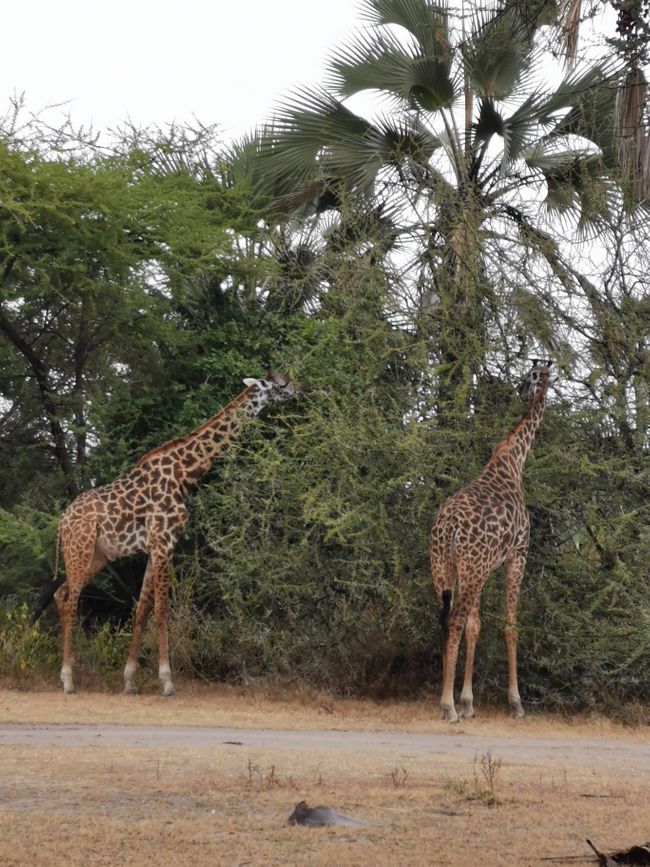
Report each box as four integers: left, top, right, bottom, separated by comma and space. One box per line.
52, 521, 62, 583
30, 521, 64, 624
439, 589, 452, 646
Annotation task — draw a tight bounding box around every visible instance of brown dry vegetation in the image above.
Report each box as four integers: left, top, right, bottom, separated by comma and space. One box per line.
0, 683, 648, 866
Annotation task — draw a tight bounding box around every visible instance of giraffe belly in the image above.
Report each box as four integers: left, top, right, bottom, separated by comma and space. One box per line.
95, 523, 147, 560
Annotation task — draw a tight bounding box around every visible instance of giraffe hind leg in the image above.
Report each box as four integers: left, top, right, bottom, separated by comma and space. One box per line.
459, 600, 481, 719
432, 560, 459, 722
55, 518, 107, 694
438, 563, 486, 724
144, 539, 176, 697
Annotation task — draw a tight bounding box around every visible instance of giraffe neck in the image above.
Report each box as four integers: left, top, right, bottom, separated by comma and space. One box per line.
135, 385, 270, 489
488, 378, 548, 482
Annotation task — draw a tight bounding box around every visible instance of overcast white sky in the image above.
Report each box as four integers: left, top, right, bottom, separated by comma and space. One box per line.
0, 0, 365, 142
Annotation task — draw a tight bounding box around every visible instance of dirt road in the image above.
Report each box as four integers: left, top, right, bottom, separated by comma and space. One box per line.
1, 721, 649, 778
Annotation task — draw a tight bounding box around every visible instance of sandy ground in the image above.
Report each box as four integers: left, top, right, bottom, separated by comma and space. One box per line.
0, 684, 648, 866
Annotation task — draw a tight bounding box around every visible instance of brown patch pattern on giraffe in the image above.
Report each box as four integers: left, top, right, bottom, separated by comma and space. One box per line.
430, 361, 552, 723
54, 370, 305, 696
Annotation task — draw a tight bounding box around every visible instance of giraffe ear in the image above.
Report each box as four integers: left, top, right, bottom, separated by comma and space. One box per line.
243, 377, 263, 388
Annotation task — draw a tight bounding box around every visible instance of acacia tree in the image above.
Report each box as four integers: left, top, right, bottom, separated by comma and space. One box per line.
0, 113, 252, 506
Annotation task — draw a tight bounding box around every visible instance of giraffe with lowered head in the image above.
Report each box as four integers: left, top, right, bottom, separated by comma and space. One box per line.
430, 360, 552, 722
54, 368, 305, 696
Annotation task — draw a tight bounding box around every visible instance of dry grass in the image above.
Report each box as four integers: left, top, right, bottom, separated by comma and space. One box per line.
2, 679, 649, 741
1, 683, 649, 866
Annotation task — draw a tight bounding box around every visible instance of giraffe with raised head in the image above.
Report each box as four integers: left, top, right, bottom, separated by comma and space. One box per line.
54, 368, 305, 696
430, 360, 552, 723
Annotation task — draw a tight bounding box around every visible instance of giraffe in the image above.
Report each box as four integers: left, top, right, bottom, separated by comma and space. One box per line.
430, 360, 552, 723
54, 368, 305, 696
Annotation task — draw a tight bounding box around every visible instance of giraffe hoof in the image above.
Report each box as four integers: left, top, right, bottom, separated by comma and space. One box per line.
509, 701, 525, 719
162, 687, 176, 697
440, 707, 459, 724
124, 685, 138, 696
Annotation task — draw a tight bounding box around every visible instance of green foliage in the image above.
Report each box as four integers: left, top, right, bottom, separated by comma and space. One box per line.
0, 507, 57, 595
0, 603, 59, 675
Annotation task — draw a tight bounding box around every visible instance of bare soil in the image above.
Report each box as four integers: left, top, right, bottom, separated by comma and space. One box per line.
0, 683, 648, 866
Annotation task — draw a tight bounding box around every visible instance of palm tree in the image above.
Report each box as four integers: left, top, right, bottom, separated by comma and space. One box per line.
251, 0, 626, 398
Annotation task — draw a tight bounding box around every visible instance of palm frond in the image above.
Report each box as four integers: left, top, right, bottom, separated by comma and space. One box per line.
553, 76, 618, 167
524, 144, 618, 222
533, 64, 617, 129
361, 0, 451, 58
328, 17, 454, 110
267, 177, 339, 219
474, 98, 505, 143
462, 4, 534, 100
222, 131, 288, 206
264, 87, 443, 200
554, 64, 648, 207
498, 64, 617, 167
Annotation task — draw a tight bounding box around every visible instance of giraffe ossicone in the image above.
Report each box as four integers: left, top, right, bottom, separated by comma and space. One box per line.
53, 369, 305, 696
430, 360, 552, 723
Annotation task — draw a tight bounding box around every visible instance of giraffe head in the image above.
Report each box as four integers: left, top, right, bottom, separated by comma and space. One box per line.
242, 367, 306, 404
518, 359, 552, 402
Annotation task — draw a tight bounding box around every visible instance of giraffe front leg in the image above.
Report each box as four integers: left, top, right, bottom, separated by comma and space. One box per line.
505, 551, 527, 719
505, 624, 524, 718
151, 550, 175, 697
123, 565, 154, 695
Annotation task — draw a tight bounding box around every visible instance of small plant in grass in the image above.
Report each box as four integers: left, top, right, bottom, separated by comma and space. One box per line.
385, 767, 409, 788
79, 621, 133, 674
263, 764, 280, 789
246, 758, 261, 786
476, 751, 502, 796
444, 752, 503, 806
245, 759, 295, 790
